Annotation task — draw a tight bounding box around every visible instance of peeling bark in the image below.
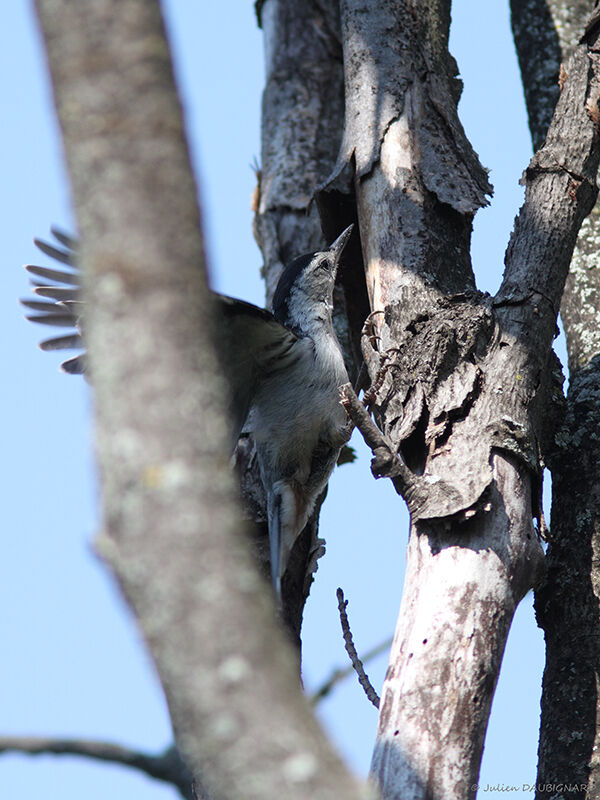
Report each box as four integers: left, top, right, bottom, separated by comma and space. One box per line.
29, 0, 600, 796
325, 2, 600, 798
327, 0, 491, 304
372, 454, 543, 800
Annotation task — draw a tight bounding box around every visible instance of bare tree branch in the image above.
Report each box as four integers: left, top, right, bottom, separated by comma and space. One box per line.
326, 1, 600, 797
339, 382, 406, 481
0, 737, 193, 799
498, 34, 600, 319
336, 588, 381, 708
24, 1, 600, 797
510, 2, 600, 796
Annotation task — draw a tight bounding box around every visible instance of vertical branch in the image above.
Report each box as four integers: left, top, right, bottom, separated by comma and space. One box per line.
332, 0, 490, 323
510, 0, 562, 151
328, 3, 544, 799
331, 1, 598, 797
248, 0, 353, 634
255, 0, 345, 298
511, 2, 600, 795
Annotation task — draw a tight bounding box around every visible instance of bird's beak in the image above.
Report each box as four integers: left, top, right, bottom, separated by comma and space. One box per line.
328, 224, 354, 261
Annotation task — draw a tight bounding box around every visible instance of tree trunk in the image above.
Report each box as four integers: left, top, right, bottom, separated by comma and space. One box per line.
320, 1, 600, 797
372, 455, 542, 799
511, 2, 600, 795
242, 0, 366, 638
33, 2, 365, 799
31, 0, 600, 797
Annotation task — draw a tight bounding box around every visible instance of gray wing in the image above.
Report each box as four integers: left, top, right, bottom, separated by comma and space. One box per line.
22, 229, 300, 438
20, 228, 86, 374
216, 295, 300, 441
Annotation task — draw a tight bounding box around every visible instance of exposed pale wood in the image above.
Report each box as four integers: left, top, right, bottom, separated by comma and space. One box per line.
371, 454, 542, 800
327, 2, 600, 797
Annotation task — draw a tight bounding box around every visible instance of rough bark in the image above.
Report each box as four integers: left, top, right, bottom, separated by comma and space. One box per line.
537, 366, 600, 800
511, 2, 600, 796
246, 0, 367, 636
320, 1, 600, 797
510, 0, 562, 152
255, 0, 345, 291
372, 454, 540, 799
32, 2, 366, 799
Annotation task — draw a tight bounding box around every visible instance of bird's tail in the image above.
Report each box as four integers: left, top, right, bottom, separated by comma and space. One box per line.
267, 482, 311, 607
268, 493, 283, 604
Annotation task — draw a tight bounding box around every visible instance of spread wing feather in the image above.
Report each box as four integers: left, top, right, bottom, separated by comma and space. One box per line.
217, 295, 299, 440
22, 230, 299, 433
21, 229, 85, 374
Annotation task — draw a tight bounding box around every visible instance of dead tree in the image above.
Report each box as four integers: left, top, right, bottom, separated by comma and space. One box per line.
258, 1, 600, 798
22, 0, 600, 798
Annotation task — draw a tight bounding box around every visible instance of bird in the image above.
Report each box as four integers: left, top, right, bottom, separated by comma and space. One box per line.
21, 225, 355, 602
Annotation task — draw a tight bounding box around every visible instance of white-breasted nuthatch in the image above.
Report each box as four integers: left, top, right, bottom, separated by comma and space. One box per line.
21, 226, 354, 601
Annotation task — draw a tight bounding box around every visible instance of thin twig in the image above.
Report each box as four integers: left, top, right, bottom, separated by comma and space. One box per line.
340, 383, 389, 453
0, 736, 194, 799
339, 383, 405, 480
310, 636, 393, 704
336, 588, 381, 708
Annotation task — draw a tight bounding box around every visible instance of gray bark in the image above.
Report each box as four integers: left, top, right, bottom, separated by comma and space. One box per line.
256, 0, 345, 292
28, 0, 600, 797
256, 0, 367, 378
320, 1, 600, 797
510, 2, 600, 796
248, 0, 366, 636
32, 2, 366, 799
0, 738, 194, 799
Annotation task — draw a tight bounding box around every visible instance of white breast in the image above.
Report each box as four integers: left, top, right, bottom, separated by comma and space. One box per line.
249, 330, 348, 477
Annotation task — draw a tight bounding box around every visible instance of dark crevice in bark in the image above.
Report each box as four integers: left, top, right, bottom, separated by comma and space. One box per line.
316, 186, 370, 388
399, 402, 429, 476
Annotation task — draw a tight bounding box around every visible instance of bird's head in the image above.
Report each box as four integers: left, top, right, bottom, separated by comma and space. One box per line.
272, 225, 353, 334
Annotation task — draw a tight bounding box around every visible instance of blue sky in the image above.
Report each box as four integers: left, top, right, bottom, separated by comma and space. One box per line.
2, 2, 547, 798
